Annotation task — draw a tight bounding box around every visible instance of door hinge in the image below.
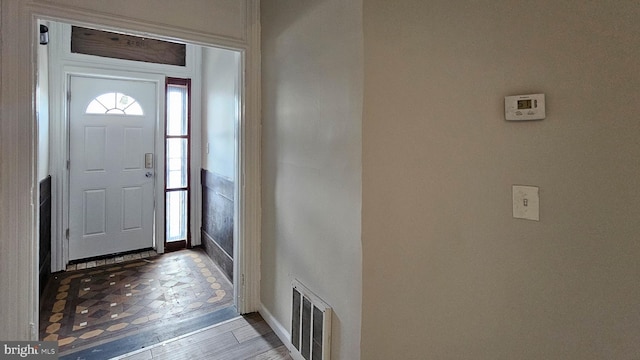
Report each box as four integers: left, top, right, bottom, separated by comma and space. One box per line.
65, 228, 70, 240
67, 91, 71, 101
67, 160, 70, 170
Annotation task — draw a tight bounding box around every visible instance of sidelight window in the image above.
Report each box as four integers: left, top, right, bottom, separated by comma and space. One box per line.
165, 78, 191, 250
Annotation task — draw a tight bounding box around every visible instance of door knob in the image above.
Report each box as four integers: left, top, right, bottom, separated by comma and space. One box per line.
145, 172, 153, 178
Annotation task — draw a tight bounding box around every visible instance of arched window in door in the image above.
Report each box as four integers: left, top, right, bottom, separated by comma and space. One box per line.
85, 92, 144, 115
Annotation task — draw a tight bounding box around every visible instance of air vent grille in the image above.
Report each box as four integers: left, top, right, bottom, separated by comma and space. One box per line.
291, 280, 331, 360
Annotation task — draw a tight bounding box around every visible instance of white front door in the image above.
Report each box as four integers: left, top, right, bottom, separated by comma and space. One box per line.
69, 75, 157, 260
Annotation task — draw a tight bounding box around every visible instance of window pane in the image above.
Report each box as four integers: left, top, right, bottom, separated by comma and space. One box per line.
123, 102, 143, 115
116, 93, 130, 108
165, 79, 190, 248
86, 100, 107, 114
166, 190, 187, 242
96, 93, 116, 110
167, 85, 188, 136
86, 92, 144, 115
166, 138, 187, 189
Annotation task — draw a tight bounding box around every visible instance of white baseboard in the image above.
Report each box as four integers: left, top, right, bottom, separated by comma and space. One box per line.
259, 303, 303, 360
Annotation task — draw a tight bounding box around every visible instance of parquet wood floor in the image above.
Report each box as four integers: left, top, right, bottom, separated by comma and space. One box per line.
40, 248, 245, 359
116, 313, 293, 360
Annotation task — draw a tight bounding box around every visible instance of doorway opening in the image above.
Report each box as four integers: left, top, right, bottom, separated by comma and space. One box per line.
37, 19, 244, 356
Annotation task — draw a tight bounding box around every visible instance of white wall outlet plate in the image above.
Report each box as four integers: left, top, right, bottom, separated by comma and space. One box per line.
512, 185, 539, 221
505, 94, 545, 121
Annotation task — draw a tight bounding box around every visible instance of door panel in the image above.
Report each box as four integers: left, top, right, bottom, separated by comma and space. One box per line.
84, 127, 106, 171
123, 128, 143, 169
84, 190, 106, 235
122, 187, 143, 230
69, 75, 156, 260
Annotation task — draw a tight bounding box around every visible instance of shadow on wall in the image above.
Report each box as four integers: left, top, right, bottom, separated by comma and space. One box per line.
39, 175, 52, 298
261, 0, 323, 39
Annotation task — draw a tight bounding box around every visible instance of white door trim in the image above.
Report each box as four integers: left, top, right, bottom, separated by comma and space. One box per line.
236, 2, 262, 313
64, 68, 167, 261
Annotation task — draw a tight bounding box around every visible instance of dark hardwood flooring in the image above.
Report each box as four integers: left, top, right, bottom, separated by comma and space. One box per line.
41, 248, 236, 358
40, 249, 292, 359
116, 313, 293, 360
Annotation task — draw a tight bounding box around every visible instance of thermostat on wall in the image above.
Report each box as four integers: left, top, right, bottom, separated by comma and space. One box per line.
505, 93, 545, 121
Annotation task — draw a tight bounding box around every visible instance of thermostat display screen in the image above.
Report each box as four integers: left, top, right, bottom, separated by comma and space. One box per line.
517, 99, 532, 109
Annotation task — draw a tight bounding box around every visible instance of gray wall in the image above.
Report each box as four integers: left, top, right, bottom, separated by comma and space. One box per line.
201, 47, 240, 280
261, 1, 363, 359
201, 169, 234, 280
202, 47, 239, 180
362, 1, 640, 359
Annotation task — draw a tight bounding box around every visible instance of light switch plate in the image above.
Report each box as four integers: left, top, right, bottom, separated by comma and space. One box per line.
512, 185, 539, 221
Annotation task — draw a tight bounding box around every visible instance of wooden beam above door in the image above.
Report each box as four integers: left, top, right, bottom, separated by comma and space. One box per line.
71, 26, 186, 66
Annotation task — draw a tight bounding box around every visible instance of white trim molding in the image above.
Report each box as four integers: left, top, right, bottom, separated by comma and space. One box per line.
235, 0, 262, 314
259, 304, 297, 359
0, 0, 40, 340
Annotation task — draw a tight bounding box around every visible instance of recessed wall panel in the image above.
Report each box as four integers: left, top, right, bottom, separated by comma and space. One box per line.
84, 189, 106, 235
123, 127, 143, 170
122, 187, 143, 230
84, 126, 106, 171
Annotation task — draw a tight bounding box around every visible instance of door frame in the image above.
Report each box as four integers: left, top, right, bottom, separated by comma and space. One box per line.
38, 12, 262, 315
47, 21, 204, 269
0, 0, 261, 340
0, 1, 260, 339
65, 69, 167, 260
